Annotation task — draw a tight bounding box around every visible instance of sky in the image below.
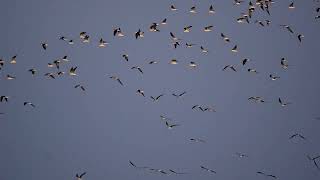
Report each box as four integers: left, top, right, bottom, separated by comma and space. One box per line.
0, 0, 320, 180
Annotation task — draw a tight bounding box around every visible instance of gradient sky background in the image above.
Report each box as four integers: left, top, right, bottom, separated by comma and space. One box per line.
0, 0, 320, 180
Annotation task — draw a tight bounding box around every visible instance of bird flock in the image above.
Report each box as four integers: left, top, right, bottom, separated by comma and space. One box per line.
1, 0, 320, 179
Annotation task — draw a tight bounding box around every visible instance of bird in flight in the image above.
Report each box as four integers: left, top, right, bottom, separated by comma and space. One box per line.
278, 98, 291, 106
200, 46, 208, 53
200, 166, 216, 174
221, 33, 230, 42
231, 45, 238, 52
235, 152, 248, 158
248, 96, 265, 103
170, 59, 178, 65
6, 74, 16, 80
76, 172, 86, 180
150, 94, 164, 102
136, 89, 145, 97
69, 67, 78, 76
165, 121, 180, 129
307, 155, 320, 169
257, 171, 277, 179
209, 5, 215, 14
172, 91, 186, 98
129, 160, 149, 169
204, 25, 213, 32
135, 29, 144, 39
280, 25, 294, 34
169, 169, 187, 175
297, 34, 304, 43
170, 5, 177, 11
248, 68, 258, 74
190, 138, 206, 143
109, 76, 124, 86
281, 58, 289, 69
122, 54, 129, 61
270, 74, 280, 80
0, 96, 9, 102
242, 58, 250, 65
10, 55, 17, 64
183, 26, 192, 33
149, 23, 160, 32
190, 6, 197, 14
41, 43, 48, 50
289, 2, 295, 9
113, 28, 124, 37
24, 102, 35, 108
188, 62, 197, 68
289, 133, 306, 140
131, 66, 143, 74
98, 38, 108, 47
75, 84, 86, 91
223, 65, 237, 72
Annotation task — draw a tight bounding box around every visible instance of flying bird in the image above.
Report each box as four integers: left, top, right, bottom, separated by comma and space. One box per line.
170, 59, 178, 65
76, 172, 86, 180
165, 121, 180, 129
280, 25, 294, 34
98, 38, 108, 47
223, 65, 237, 72
0, 96, 9, 102
135, 29, 144, 39
183, 26, 192, 32
23, 102, 35, 108
75, 84, 85, 91
69, 67, 77, 76
190, 6, 197, 13
231, 45, 238, 52
221, 33, 230, 42
41, 43, 48, 50
257, 171, 277, 179
150, 94, 164, 102
122, 54, 129, 61
109, 76, 124, 86
270, 74, 280, 80
278, 97, 291, 106
131, 66, 143, 74
289, 133, 306, 140
28, 68, 37, 75
172, 91, 186, 98
242, 58, 250, 65
136, 89, 145, 97
281, 58, 289, 69
129, 160, 149, 169
297, 34, 304, 43
200, 166, 216, 173
209, 5, 215, 14
190, 138, 206, 143
204, 25, 213, 32
170, 5, 177, 11
10, 55, 17, 64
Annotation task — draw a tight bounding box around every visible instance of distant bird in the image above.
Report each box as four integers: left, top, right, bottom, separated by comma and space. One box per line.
281, 58, 289, 69
28, 68, 37, 75
150, 94, 164, 102
160, 115, 172, 121
170, 59, 178, 65
170, 5, 177, 11
247, 68, 258, 74
297, 34, 304, 43
190, 6, 197, 13
172, 91, 186, 98
257, 171, 277, 179
169, 169, 186, 175
129, 160, 149, 169
109, 76, 124, 86
76, 172, 86, 180
149, 168, 168, 174
190, 138, 206, 143
75, 84, 85, 91
189, 61, 197, 68
23, 102, 35, 108
135, 29, 144, 39
209, 5, 215, 14
173, 41, 180, 49
278, 97, 291, 106
44, 73, 55, 79
148, 60, 158, 64
170, 32, 179, 41
307, 155, 320, 169
149, 23, 160, 32
231, 45, 238, 52
270, 74, 280, 80
131, 66, 143, 74
165, 121, 180, 129
289, 133, 306, 140
136, 89, 145, 97
248, 96, 265, 103
235, 152, 248, 158
69, 67, 77, 76
161, 18, 167, 25
186, 43, 196, 48
221, 33, 230, 42
242, 58, 250, 65
59, 36, 74, 44
234, 0, 244, 5
183, 26, 192, 32
10, 55, 17, 64
98, 38, 108, 47
204, 25, 213, 32
289, 2, 295, 9
317, 7, 320, 13
200, 46, 208, 53
316, 15, 320, 19
223, 65, 237, 72
113, 28, 124, 37
280, 25, 294, 34
41, 43, 48, 50
122, 54, 129, 61
62, 56, 69, 62
6, 74, 16, 80
200, 166, 216, 173
0, 96, 9, 102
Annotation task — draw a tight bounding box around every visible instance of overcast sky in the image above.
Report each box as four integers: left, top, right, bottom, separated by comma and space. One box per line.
0, 0, 320, 180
